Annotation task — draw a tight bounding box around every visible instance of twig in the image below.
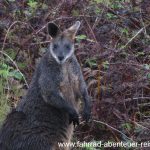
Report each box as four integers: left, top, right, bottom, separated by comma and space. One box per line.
93, 120, 134, 142
109, 62, 148, 70
31, 40, 51, 45
124, 97, 150, 102
1, 21, 28, 52
122, 23, 150, 49
140, 8, 148, 37
83, 16, 98, 43
0, 51, 29, 88
123, 28, 144, 49
129, 119, 150, 130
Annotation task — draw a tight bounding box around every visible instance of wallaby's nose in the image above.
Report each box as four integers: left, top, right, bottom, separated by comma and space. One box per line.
58, 56, 64, 61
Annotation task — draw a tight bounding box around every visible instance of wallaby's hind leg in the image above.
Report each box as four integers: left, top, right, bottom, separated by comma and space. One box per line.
53, 125, 74, 150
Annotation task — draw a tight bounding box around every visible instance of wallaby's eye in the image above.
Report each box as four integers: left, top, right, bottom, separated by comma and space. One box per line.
53, 44, 58, 49
65, 44, 70, 50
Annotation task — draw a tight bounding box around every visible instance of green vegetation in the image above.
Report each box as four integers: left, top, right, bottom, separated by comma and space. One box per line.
0, 58, 24, 125
0, 78, 10, 126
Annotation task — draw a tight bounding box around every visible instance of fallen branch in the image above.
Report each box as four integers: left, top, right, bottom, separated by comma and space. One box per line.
1, 21, 33, 52
93, 120, 134, 142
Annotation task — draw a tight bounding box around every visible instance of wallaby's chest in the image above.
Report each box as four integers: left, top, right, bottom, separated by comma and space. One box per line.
59, 63, 80, 108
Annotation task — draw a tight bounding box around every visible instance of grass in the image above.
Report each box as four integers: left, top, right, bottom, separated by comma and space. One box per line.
0, 78, 11, 126
0, 58, 24, 126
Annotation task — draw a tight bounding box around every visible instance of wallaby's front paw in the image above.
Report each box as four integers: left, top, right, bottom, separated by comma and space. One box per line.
69, 110, 79, 127
83, 107, 91, 122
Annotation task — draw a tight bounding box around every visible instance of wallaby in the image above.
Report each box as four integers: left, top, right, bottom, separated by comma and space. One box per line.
0, 21, 91, 150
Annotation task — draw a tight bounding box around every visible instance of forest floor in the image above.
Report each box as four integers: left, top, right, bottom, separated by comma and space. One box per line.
0, 0, 150, 150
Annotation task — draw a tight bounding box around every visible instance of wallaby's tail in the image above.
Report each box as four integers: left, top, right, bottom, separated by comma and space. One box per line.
0, 143, 9, 150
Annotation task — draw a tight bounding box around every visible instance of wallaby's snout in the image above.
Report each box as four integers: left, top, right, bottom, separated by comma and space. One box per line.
58, 55, 64, 62
48, 21, 80, 64
57, 52, 65, 64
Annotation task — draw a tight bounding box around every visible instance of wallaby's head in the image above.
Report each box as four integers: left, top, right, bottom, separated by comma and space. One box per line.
48, 21, 80, 64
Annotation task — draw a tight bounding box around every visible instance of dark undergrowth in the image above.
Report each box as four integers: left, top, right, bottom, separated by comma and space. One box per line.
0, 0, 150, 149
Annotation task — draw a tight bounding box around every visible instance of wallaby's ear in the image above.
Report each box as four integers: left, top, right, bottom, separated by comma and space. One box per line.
48, 23, 60, 38
64, 21, 81, 39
